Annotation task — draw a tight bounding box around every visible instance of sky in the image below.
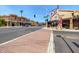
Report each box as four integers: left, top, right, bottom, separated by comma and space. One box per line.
0, 5, 79, 22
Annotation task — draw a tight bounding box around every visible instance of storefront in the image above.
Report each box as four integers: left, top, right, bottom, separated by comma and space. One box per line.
50, 10, 79, 29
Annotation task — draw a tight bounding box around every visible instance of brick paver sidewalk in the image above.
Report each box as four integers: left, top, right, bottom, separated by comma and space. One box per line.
0, 28, 51, 53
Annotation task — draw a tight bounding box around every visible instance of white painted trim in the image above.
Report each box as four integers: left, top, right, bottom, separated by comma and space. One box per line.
47, 31, 55, 53
0, 28, 43, 46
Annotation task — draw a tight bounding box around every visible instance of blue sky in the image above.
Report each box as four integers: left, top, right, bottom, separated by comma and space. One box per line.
0, 5, 79, 22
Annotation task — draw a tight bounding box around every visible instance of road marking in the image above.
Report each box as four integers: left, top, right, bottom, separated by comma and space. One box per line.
0, 28, 43, 46
47, 31, 55, 53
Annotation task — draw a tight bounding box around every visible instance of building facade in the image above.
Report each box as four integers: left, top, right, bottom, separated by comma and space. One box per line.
51, 10, 79, 29
0, 14, 30, 26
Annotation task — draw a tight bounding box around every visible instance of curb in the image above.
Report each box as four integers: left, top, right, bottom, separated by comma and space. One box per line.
53, 29, 79, 32
47, 31, 55, 53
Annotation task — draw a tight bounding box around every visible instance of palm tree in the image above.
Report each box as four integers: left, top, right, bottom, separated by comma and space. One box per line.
20, 10, 23, 26
20, 10, 23, 17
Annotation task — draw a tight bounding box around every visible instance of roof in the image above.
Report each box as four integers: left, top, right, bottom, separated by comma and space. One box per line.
9, 14, 17, 17
51, 9, 79, 20
58, 10, 79, 12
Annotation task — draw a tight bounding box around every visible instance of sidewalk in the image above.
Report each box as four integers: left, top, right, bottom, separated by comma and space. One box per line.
0, 28, 51, 53
53, 28, 79, 32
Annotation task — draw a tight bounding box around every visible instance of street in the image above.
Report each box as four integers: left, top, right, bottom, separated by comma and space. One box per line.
53, 30, 79, 53
0, 26, 42, 44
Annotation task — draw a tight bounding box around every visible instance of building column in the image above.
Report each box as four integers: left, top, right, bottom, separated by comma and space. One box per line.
7, 21, 9, 27
9, 21, 12, 26
14, 22, 17, 26
70, 18, 73, 29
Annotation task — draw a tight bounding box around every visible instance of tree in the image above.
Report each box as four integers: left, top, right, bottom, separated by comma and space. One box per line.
20, 10, 23, 17
20, 10, 23, 26
0, 18, 6, 26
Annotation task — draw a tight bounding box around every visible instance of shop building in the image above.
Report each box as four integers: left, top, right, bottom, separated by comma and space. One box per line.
51, 10, 79, 29
0, 14, 30, 26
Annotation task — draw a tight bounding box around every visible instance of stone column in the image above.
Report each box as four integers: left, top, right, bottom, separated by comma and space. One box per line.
7, 21, 9, 27
15, 22, 17, 26
70, 18, 73, 29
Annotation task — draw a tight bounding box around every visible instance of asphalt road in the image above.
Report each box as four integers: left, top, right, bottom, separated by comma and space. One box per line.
53, 30, 79, 53
0, 26, 42, 44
